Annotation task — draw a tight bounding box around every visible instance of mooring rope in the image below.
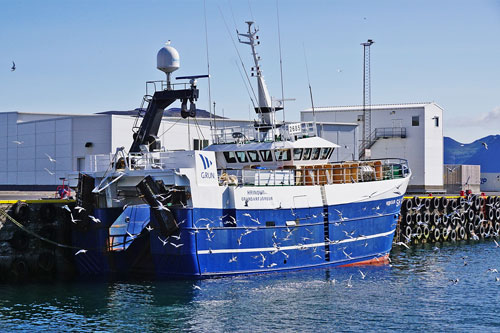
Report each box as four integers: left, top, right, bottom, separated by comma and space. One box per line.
0, 207, 145, 252
0, 207, 80, 250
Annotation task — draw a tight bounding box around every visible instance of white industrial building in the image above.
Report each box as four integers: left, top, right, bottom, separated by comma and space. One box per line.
301, 102, 444, 193
0, 111, 219, 189
0, 111, 358, 189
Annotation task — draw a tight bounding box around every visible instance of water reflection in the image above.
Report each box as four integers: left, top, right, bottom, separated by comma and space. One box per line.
1, 241, 500, 331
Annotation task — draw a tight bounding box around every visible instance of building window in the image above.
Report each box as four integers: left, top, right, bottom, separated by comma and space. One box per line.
412, 116, 419, 126
434, 116, 439, 127
193, 139, 209, 150
77, 157, 85, 172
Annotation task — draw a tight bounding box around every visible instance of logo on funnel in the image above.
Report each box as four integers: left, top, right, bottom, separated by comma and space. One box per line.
199, 154, 213, 170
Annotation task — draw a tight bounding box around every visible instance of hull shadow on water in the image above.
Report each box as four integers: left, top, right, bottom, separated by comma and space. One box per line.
1, 240, 500, 331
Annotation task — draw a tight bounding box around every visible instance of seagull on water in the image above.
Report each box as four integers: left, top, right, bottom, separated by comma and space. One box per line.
346, 275, 353, 288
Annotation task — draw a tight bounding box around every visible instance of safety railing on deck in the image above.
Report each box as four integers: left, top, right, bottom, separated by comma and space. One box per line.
220, 158, 409, 186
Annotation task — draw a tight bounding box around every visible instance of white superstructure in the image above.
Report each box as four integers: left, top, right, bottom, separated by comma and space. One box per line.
302, 102, 444, 193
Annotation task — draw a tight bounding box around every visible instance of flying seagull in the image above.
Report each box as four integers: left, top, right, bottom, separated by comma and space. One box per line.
11, 61, 15, 71
44, 168, 55, 175
75, 249, 87, 255
45, 153, 57, 163
481, 141, 488, 150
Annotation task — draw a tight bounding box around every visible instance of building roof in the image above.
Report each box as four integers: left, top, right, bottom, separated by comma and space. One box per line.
302, 102, 443, 113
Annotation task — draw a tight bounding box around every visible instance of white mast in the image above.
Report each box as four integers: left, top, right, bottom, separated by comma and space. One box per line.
238, 21, 278, 141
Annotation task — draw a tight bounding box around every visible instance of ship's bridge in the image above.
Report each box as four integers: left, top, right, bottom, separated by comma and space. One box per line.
204, 136, 339, 170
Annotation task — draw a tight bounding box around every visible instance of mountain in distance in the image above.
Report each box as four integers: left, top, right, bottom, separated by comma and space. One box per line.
444, 135, 500, 172
98, 108, 225, 118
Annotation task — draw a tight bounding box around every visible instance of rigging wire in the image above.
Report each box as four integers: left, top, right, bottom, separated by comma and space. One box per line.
193, 117, 206, 142
217, 5, 260, 113
276, 0, 286, 123
235, 59, 256, 109
203, 0, 214, 141
228, 0, 239, 31
156, 117, 184, 139
303, 43, 318, 136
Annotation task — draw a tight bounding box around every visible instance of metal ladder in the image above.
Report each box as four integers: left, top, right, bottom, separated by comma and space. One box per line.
132, 95, 153, 134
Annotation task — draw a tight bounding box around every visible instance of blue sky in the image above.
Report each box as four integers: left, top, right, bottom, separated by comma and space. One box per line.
1, 0, 499, 143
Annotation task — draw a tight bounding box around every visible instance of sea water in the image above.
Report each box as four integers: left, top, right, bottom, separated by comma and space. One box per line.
1, 241, 500, 332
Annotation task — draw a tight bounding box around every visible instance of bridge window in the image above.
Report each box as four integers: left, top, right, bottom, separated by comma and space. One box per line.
293, 148, 303, 160
223, 151, 237, 163
311, 148, 321, 160
274, 149, 291, 161
247, 150, 260, 162
328, 148, 334, 159
302, 148, 312, 160
235, 151, 248, 163
260, 150, 273, 162
320, 148, 331, 159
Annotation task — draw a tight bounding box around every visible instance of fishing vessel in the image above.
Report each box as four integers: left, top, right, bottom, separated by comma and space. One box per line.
69, 22, 410, 278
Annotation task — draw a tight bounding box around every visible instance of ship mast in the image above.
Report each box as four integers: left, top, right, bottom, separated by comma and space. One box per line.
238, 21, 281, 141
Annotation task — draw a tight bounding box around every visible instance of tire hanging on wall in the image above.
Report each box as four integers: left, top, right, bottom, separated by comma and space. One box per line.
433, 228, 441, 241
423, 225, 430, 240
415, 226, 423, 240
440, 197, 448, 210
458, 225, 466, 240
403, 199, 413, 212
467, 222, 475, 235
450, 229, 457, 242
10, 259, 28, 281
441, 228, 449, 241
11, 202, 31, 223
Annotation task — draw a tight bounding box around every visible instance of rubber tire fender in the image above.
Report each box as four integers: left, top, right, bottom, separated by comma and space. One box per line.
12, 202, 31, 223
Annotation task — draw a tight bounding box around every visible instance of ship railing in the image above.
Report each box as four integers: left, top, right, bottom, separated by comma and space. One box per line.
145, 80, 191, 95
219, 158, 409, 186
213, 126, 257, 144
85, 151, 181, 173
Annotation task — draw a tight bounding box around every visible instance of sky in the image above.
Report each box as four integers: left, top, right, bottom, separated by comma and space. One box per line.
1, 0, 499, 143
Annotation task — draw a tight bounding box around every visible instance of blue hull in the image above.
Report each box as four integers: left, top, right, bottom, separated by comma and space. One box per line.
72, 196, 402, 279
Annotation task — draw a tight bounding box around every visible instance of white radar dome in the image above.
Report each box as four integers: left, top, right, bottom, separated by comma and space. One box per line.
157, 41, 180, 74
